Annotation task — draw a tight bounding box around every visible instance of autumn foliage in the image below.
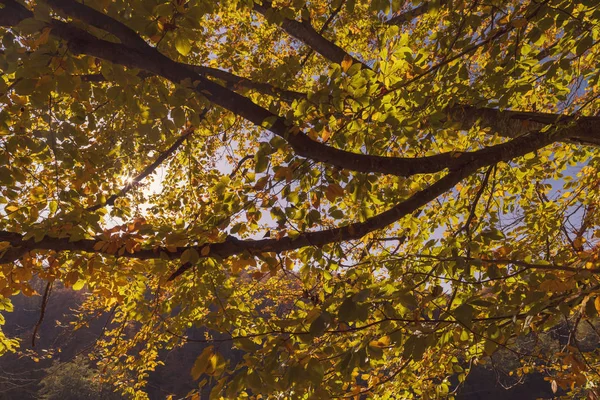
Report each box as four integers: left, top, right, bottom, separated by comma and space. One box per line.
1, 0, 600, 398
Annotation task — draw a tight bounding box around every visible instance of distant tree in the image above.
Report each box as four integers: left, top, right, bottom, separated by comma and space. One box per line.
38, 358, 122, 400
0, 0, 599, 398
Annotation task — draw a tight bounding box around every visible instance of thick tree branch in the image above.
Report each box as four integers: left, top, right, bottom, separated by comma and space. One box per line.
253, 1, 370, 69
0, 166, 471, 267
45, 0, 151, 52
80, 66, 304, 102
0, 121, 569, 274
188, 65, 305, 102
1, 0, 591, 179
298, 0, 346, 69
447, 105, 600, 147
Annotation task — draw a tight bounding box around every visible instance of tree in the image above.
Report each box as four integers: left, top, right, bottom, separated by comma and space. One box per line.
0, 0, 599, 397
38, 357, 123, 400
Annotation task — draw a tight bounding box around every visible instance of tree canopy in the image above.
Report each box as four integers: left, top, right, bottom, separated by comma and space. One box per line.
0, 0, 599, 398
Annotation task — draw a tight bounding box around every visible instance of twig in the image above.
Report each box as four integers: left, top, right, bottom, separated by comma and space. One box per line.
32, 281, 53, 347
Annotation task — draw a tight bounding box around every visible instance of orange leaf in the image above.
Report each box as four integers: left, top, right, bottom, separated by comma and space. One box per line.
341, 55, 353, 73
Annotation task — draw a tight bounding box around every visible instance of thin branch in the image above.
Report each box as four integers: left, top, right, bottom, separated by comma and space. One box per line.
253, 1, 370, 69
386, 0, 449, 26
86, 114, 205, 212
456, 165, 494, 236
32, 281, 53, 347
0, 166, 472, 268
229, 155, 253, 178
298, 0, 346, 70
398, 253, 590, 275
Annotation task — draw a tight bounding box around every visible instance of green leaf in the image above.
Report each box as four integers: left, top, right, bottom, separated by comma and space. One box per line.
309, 312, 330, 337
403, 335, 427, 361
338, 298, 357, 322
181, 248, 200, 264
453, 304, 475, 326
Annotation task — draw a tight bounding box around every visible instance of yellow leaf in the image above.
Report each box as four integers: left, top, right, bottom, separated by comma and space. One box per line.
174, 36, 191, 56
200, 245, 210, 256
594, 297, 600, 315
586, 261, 595, 269
72, 279, 86, 291
341, 55, 353, 73
206, 353, 218, 374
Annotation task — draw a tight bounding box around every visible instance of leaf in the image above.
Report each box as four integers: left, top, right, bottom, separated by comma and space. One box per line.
338, 298, 357, 322
453, 304, 474, 326
481, 228, 504, 241
33, 27, 52, 47
402, 335, 427, 361
484, 339, 497, 356
64, 271, 79, 287
594, 297, 600, 316
510, 18, 528, 28
72, 279, 86, 291
175, 36, 192, 56
305, 358, 324, 384
49, 200, 57, 214
181, 248, 200, 264
309, 312, 330, 337
325, 183, 345, 202
341, 55, 353, 72
191, 346, 214, 380
274, 167, 291, 181
206, 352, 226, 376
166, 232, 187, 247
254, 152, 269, 173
